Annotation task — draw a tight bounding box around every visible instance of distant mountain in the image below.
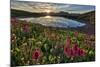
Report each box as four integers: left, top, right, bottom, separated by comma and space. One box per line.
77, 11, 95, 24
11, 9, 46, 17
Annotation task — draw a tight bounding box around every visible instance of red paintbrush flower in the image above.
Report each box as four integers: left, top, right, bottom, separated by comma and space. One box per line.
23, 25, 29, 33
78, 48, 86, 57
23, 21, 29, 26
64, 41, 86, 58
66, 36, 71, 47
11, 18, 18, 26
32, 48, 42, 60
64, 46, 69, 55
22, 22, 30, 33
64, 34, 86, 58
68, 48, 74, 57
73, 43, 78, 51
72, 43, 79, 56
74, 31, 78, 37
64, 46, 75, 58
64, 45, 72, 57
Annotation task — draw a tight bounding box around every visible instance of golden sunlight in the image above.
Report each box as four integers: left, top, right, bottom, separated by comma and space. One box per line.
44, 16, 51, 18
45, 10, 51, 14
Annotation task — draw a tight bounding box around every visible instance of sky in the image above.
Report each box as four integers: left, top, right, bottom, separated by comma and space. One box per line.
11, 1, 95, 14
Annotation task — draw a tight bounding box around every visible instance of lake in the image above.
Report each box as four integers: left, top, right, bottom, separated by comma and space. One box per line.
19, 16, 86, 28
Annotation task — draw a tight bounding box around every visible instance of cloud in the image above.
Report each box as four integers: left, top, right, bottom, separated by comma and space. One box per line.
11, 1, 95, 13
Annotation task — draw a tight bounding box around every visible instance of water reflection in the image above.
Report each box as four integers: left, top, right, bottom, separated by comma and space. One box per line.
44, 16, 52, 18
19, 16, 86, 28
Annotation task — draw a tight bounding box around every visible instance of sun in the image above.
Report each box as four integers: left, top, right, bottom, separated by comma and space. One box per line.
45, 10, 51, 14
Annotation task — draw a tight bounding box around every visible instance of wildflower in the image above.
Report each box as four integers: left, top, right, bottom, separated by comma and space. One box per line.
23, 21, 29, 26
72, 43, 79, 56
69, 48, 75, 58
64, 42, 86, 58
32, 48, 42, 60
64, 45, 70, 57
11, 18, 18, 26
21, 57, 24, 61
66, 36, 71, 47
78, 48, 86, 57
22, 42, 27, 46
15, 48, 20, 52
73, 43, 78, 51
11, 33, 16, 43
22, 23, 30, 33
74, 31, 78, 37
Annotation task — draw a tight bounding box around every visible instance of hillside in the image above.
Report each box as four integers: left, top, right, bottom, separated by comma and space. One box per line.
11, 9, 47, 17
77, 11, 95, 24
